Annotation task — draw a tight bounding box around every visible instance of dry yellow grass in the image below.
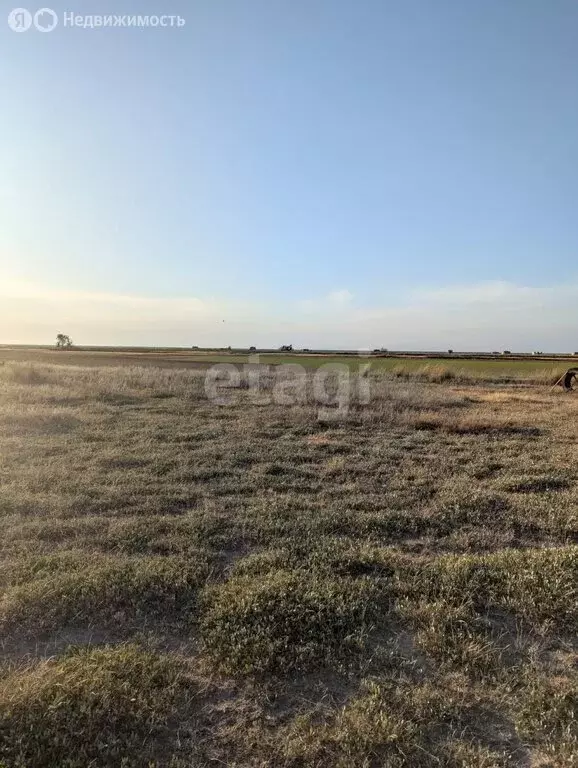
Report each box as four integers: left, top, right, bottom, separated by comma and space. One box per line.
0, 360, 576, 766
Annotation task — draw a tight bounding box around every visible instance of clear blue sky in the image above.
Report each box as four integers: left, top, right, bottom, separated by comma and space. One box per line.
1, 0, 578, 349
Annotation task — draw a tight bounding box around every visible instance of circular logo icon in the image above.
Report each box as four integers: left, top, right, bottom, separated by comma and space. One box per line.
34, 7, 58, 31
8, 7, 32, 31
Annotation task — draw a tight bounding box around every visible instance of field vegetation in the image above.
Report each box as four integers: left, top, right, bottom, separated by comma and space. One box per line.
0, 357, 576, 766
0, 346, 575, 382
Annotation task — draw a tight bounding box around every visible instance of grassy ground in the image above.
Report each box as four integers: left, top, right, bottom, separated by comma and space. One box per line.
0, 360, 576, 766
0, 346, 576, 381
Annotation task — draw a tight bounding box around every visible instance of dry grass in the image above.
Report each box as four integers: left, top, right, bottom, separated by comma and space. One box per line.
0, 359, 576, 766
390, 361, 571, 385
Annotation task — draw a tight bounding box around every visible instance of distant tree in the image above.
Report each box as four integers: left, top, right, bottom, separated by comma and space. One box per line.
56, 333, 73, 349
279, 344, 293, 352
249, 346, 257, 352
447, 349, 453, 354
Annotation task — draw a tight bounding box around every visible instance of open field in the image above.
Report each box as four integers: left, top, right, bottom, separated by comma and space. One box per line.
0, 359, 576, 766
0, 346, 576, 382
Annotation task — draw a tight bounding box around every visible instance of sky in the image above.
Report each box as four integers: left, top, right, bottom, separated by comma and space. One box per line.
1, 0, 578, 350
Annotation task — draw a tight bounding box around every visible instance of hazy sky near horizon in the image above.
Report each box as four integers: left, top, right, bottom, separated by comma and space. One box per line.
1, 0, 578, 350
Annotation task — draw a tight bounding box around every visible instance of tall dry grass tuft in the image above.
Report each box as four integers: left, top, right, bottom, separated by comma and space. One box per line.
0, 362, 208, 401
391, 363, 467, 383
389, 362, 571, 386
3, 364, 49, 386
531, 367, 569, 386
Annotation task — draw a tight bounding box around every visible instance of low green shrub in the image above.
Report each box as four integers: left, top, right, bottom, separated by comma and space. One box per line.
0, 644, 193, 767
201, 569, 384, 676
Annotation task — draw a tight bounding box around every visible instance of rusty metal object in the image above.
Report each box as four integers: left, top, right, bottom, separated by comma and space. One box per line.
562, 368, 578, 390
550, 368, 578, 391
